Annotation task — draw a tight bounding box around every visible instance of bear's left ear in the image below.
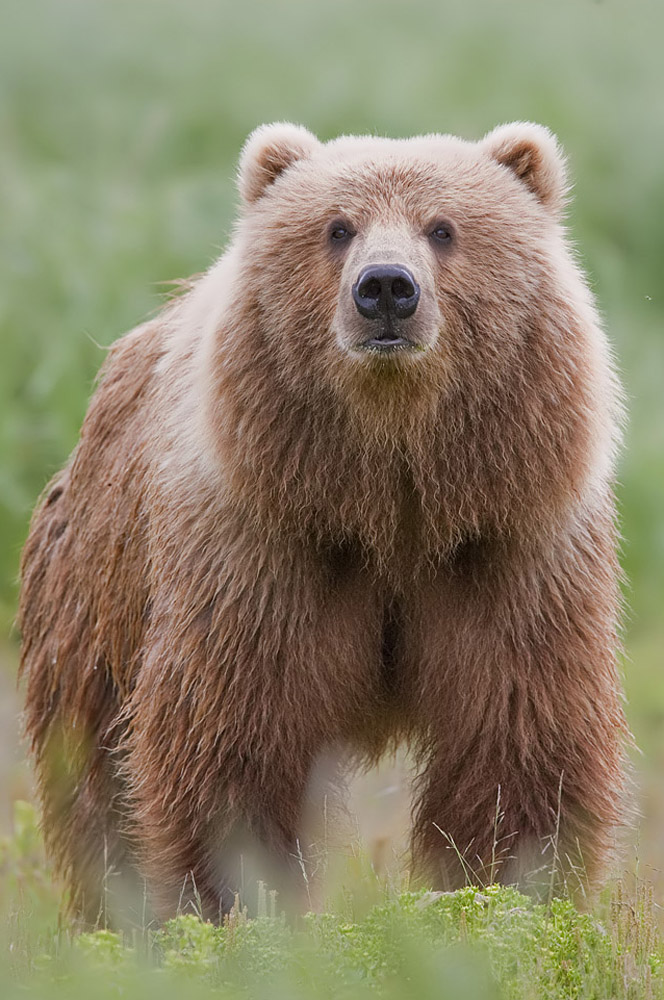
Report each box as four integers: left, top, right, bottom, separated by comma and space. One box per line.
482, 122, 567, 216
238, 122, 321, 204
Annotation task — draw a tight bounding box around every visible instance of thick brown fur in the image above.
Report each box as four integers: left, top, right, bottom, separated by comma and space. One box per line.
19, 122, 629, 925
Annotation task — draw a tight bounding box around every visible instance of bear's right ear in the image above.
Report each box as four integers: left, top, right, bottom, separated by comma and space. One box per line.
238, 123, 320, 204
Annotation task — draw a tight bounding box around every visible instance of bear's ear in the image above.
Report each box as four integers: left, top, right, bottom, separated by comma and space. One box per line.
238, 123, 320, 204
482, 122, 567, 215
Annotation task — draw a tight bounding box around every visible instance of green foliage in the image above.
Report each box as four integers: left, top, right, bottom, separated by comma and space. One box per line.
4, 886, 664, 999
0, 804, 662, 999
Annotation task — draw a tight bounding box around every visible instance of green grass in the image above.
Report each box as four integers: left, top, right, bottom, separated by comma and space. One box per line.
1, 802, 662, 999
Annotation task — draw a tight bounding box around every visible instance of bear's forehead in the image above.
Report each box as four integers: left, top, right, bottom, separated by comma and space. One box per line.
278, 136, 510, 219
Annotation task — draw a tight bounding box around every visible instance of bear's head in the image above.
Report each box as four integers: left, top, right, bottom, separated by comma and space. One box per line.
199, 123, 616, 552
234, 122, 572, 410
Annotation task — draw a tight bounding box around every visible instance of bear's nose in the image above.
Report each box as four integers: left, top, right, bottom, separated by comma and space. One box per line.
352, 265, 420, 320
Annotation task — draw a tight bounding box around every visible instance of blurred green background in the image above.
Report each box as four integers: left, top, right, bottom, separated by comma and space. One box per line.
0, 0, 662, 873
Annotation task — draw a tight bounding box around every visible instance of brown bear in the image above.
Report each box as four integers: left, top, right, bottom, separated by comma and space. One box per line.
19, 121, 629, 925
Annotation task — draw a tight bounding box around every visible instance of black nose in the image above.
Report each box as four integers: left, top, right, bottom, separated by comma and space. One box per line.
352, 265, 420, 320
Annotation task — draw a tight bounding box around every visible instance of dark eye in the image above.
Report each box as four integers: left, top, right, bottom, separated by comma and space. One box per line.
429, 223, 453, 245
328, 221, 355, 245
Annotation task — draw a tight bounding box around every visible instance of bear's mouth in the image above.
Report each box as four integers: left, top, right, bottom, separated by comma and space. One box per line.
359, 334, 418, 353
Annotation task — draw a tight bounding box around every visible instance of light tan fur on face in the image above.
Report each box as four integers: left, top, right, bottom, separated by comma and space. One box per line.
332, 218, 442, 358
19, 122, 629, 925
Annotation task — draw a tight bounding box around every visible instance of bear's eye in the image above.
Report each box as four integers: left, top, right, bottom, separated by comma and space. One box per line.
429, 223, 454, 245
328, 221, 355, 245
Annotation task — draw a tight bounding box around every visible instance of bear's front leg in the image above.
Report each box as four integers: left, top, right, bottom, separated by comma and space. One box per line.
406, 512, 629, 898
122, 537, 382, 922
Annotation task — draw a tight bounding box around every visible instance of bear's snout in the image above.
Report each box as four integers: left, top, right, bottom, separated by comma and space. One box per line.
352, 265, 420, 321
